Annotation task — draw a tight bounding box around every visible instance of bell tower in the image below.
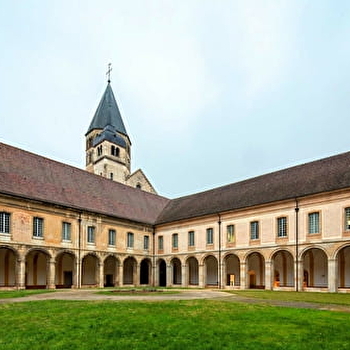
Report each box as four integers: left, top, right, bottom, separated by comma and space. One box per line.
85, 66, 131, 183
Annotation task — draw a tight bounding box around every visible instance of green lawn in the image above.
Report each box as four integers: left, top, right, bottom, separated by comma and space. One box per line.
0, 289, 55, 299
229, 290, 350, 306
96, 288, 180, 296
1, 300, 350, 349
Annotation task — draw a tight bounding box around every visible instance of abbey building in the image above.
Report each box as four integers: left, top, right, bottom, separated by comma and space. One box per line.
1, 82, 350, 292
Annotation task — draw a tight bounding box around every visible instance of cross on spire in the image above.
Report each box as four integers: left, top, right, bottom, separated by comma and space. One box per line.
106, 63, 112, 83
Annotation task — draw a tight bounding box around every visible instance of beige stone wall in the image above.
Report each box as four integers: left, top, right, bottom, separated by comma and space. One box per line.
127, 170, 157, 194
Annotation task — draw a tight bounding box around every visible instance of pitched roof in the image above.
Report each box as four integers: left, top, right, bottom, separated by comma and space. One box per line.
156, 151, 350, 224
0, 143, 169, 225
86, 83, 129, 139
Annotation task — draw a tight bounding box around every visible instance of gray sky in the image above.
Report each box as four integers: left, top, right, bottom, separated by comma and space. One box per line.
1, 1, 350, 198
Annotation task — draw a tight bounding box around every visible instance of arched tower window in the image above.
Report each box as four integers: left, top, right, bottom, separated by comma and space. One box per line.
97, 145, 103, 156
115, 147, 120, 157
111, 146, 120, 157
111, 146, 115, 155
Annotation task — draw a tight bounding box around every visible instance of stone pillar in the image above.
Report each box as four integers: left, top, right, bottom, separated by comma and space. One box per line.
221, 259, 226, 289
240, 262, 247, 289
166, 264, 172, 287
75, 258, 81, 289
198, 264, 204, 288
265, 260, 272, 290
135, 263, 140, 286
296, 259, 303, 291
181, 264, 187, 287
48, 258, 56, 289
118, 263, 124, 286
17, 258, 26, 290
98, 262, 104, 288
114, 262, 119, 287
328, 258, 337, 293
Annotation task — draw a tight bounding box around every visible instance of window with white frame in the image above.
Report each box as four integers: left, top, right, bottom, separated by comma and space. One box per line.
87, 226, 95, 243
277, 217, 287, 237
188, 231, 195, 246
250, 221, 259, 240
0, 212, 10, 234
227, 224, 234, 243
127, 232, 134, 248
206, 228, 213, 244
308, 212, 320, 234
33, 217, 44, 238
108, 229, 116, 246
345, 208, 350, 231
172, 233, 178, 248
144, 235, 149, 250
62, 222, 71, 241
158, 236, 164, 250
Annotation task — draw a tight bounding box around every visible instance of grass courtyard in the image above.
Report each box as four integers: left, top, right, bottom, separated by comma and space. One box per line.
1, 294, 350, 350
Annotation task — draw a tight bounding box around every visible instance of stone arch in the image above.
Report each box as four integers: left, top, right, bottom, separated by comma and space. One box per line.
104, 255, 119, 287
186, 256, 199, 286
336, 245, 350, 289
302, 247, 328, 288
158, 258, 167, 287
271, 250, 294, 288
246, 252, 265, 289
0, 246, 18, 287
204, 255, 218, 287
224, 253, 240, 287
171, 257, 182, 285
82, 253, 100, 286
55, 250, 76, 288
123, 256, 137, 285
25, 248, 51, 288
140, 258, 151, 285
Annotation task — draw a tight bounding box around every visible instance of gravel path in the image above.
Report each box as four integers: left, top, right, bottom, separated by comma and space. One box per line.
1, 289, 350, 313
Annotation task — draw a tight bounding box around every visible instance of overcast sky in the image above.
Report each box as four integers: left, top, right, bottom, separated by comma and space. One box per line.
1, 1, 350, 198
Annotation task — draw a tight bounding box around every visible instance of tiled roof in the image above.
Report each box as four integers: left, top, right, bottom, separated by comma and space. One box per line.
0, 143, 169, 225
156, 151, 350, 224
86, 83, 129, 139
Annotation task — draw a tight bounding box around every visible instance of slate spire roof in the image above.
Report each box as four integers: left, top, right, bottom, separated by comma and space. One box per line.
86, 83, 129, 139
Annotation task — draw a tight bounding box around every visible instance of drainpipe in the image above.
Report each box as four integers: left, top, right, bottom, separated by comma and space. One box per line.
78, 213, 82, 289
152, 225, 156, 287
217, 213, 222, 289
295, 199, 299, 292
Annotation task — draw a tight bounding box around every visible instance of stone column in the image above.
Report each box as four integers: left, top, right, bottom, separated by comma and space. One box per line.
135, 263, 140, 286
181, 264, 187, 287
48, 258, 56, 289
114, 262, 119, 287
17, 258, 26, 290
198, 264, 204, 288
296, 259, 303, 291
118, 263, 124, 287
221, 259, 226, 289
240, 262, 247, 289
328, 258, 337, 293
166, 264, 172, 287
265, 260, 272, 290
75, 258, 81, 289
98, 262, 104, 288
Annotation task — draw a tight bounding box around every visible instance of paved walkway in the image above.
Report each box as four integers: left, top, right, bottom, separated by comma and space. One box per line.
1, 289, 350, 313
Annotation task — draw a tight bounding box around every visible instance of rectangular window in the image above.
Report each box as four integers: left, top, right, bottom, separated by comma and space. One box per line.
158, 236, 164, 250
127, 232, 134, 248
62, 222, 71, 241
250, 221, 259, 240
108, 229, 116, 246
227, 224, 234, 243
206, 228, 213, 244
87, 226, 95, 243
172, 233, 178, 248
188, 231, 195, 246
33, 217, 44, 238
345, 208, 350, 231
308, 212, 320, 234
144, 235, 149, 250
0, 212, 10, 234
277, 217, 287, 237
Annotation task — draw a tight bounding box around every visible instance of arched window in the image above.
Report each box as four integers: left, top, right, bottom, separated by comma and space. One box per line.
97, 145, 103, 156
136, 183, 142, 189
115, 147, 120, 157
111, 146, 115, 155
110, 173, 113, 180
